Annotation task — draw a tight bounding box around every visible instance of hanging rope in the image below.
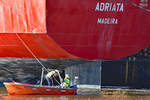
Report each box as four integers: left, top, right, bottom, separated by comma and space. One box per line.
16, 33, 63, 86
52, 76, 61, 85
15, 33, 48, 72
124, 0, 150, 13
53, 71, 63, 85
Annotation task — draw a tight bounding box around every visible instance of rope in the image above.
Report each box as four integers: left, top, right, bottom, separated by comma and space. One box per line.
51, 71, 63, 85
57, 71, 63, 84
124, 0, 150, 13
15, 33, 48, 72
16, 33, 63, 86
52, 75, 61, 85
55, 71, 63, 85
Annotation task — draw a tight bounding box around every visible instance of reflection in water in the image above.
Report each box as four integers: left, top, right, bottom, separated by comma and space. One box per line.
1, 94, 150, 100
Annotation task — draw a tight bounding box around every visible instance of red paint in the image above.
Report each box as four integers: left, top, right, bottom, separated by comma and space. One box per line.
0, 33, 77, 58
0, 0, 46, 33
0, 0, 77, 59
4, 82, 76, 95
0, 0, 149, 60
47, 0, 150, 59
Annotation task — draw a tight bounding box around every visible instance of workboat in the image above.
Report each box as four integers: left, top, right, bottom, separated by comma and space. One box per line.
4, 66, 77, 95
4, 82, 76, 95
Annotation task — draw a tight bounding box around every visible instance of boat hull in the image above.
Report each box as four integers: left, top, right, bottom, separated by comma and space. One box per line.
47, 0, 150, 59
4, 82, 76, 95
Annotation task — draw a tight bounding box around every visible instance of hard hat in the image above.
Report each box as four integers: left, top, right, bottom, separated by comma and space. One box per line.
55, 69, 59, 72
65, 74, 70, 79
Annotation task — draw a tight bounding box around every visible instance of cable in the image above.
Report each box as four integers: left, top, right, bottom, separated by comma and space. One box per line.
16, 33, 63, 86
15, 33, 48, 72
124, 0, 150, 13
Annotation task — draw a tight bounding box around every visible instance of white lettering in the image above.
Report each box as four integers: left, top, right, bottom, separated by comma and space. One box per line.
115, 19, 118, 24
95, 2, 99, 11
97, 18, 118, 24
100, 3, 105, 11
112, 4, 116, 11
97, 18, 101, 23
95, 2, 123, 24
95, 2, 124, 12
116, 3, 121, 11
109, 3, 112, 11
105, 3, 110, 11
120, 4, 124, 11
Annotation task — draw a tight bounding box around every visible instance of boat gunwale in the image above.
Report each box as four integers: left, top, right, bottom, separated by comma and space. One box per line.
4, 82, 76, 90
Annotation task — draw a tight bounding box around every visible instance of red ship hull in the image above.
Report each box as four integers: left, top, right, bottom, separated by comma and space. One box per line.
0, 0, 149, 60
47, 0, 150, 59
0, 33, 76, 58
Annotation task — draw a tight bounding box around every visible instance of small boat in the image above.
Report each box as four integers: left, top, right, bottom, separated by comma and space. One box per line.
4, 82, 76, 95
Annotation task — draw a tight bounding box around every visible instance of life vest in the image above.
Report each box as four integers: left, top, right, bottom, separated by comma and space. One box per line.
62, 78, 70, 88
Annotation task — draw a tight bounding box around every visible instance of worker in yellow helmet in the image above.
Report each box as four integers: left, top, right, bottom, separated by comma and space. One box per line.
61, 74, 71, 88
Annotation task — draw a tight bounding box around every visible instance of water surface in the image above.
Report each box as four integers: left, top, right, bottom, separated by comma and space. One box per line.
0, 94, 150, 100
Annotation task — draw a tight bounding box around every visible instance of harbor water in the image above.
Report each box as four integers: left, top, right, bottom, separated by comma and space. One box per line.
1, 94, 150, 100
0, 88, 150, 100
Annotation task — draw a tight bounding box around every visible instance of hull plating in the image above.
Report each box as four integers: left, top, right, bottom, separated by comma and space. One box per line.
47, 0, 150, 59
